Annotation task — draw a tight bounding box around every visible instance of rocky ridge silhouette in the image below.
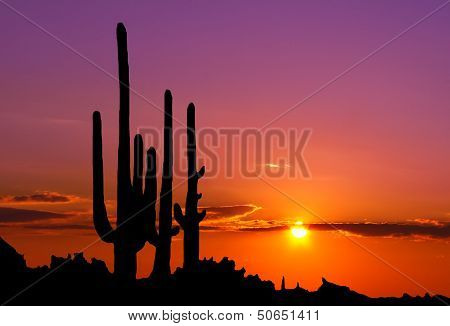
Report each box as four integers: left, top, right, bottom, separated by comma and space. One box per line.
0, 237, 447, 305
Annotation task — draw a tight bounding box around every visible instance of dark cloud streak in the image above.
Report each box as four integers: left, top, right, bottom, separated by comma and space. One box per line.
22, 223, 91, 230
0, 207, 68, 223
307, 223, 450, 239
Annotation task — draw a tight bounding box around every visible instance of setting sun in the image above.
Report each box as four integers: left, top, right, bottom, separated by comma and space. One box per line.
291, 221, 308, 238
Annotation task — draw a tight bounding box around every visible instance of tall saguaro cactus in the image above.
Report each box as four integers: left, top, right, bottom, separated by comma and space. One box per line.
150, 90, 180, 279
174, 103, 206, 270
92, 23, 158, 282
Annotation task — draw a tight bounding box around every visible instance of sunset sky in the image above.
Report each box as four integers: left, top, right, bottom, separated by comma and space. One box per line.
0, 1, 449, 297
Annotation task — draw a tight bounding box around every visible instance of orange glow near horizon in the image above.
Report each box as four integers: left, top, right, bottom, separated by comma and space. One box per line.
1, 226, 448, 298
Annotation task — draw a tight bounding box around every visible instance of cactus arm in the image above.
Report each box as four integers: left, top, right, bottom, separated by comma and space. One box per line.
133, 134, 144, 196
162, 90, 173, 180
197, 209, 207, 223
171, 226, 180, 236
164, 90, 177, 245
144, 147, 158, 246
187, 103, 197, 180
92, 111, 115, 243
159, 90, 173, 209
144, 147, 157, 206
173, 203, 185, 228
116, 22, 131, 222
158, 90, 174, 230
195, 166, 206, 223
151, 90, 177, 279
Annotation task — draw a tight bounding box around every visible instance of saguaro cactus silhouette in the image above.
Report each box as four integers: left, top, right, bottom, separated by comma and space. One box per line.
174, 103, 206, 270
150, 90, 180, 279
92, 23, 158, 282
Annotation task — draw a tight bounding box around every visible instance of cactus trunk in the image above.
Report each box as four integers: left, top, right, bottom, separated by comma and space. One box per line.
183, 221, 200, 269
174, 103, 206, 270
114, 23, 136, 282
185, 104, 200, 267
117, 22, 132, 224
151, 90, 178, 279
114, 245, 137, 281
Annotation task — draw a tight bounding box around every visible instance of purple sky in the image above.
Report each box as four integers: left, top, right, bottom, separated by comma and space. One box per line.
0, 0, 449, 220
1, 0, 450, 297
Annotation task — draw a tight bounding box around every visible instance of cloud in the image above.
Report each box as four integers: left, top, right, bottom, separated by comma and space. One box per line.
199, 225, 226, 231
201, 204, 261, 220
0, 191, 82, 204
0, 207, 69, 223
306, 222, 450, 239
410, 218, 444, 226
199, 204, 263, 232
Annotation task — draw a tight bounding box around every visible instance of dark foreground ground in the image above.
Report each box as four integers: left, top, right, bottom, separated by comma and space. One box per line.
0, 237, 447, 305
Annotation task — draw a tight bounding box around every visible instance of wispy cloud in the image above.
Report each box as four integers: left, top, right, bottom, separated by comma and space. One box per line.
0, 191, 83, 204
263, 163, 291, 169
202, 204, 261, 220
